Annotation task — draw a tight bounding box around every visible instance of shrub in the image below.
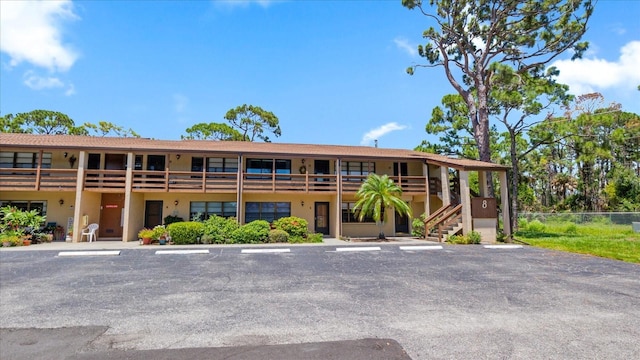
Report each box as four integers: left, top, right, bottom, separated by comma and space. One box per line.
411, 213, 426, 237
518, 218, 529, 230
305, 233, 324, 243
203, 215, 239, 244
163, 215, 184, 225
446, 231, 481, 244
167, 221, 204, 244
526, 219, 546, 233
231, 220, 270, 244
272, 216, 308, 237
268, 229, 289, 243
467, 230, 482, 244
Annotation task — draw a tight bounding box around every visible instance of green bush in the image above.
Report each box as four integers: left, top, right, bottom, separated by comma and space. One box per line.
272, 216, 308, 237
518, 218, 529, 230
163, 215, 184, 225
526, 219, 546, 233
268, 229, 289, 243
467, 230, 482, 244
446, 231, 481, 244
411, 213, 426, 237
305, 233, 324, 243
231, 220, 270, 244
203, 215, 239, 244
167, 221, 204, 244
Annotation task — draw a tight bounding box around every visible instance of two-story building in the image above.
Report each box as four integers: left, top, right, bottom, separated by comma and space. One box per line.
0, 133, 511, 242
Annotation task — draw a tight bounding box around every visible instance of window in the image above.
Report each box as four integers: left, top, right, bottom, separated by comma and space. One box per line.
0, 152, 51, 169
246, 159, 291, 179
208, 158, 238, 173
245, 202, 290, 223
190, 201, 237, 220
192, 157, 238, 173
0, 201, 47, 216
342, 202, 380, 223
341, 161, 375, 181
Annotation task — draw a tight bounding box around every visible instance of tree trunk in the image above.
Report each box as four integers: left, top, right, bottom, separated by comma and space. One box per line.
509, 128, 519, 232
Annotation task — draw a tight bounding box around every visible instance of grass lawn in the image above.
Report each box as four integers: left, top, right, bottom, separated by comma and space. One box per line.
515, 221, 640, 264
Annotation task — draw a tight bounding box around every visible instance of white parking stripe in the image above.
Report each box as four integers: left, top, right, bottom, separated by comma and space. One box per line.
58, 251, 121, 257
483, 245, 523, 249
336, 247, 381, 252
241, 248, 291, 254
155, 249, 210, 255
399, 245, 443, 251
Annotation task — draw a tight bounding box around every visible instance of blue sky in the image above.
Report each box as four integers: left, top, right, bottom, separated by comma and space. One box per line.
1, 0, 639, 150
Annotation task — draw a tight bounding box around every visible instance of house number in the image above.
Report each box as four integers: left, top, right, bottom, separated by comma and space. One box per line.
482, 200, 488, 209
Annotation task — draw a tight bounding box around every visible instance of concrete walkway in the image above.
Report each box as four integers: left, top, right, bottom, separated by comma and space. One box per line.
0, 237, 436, 252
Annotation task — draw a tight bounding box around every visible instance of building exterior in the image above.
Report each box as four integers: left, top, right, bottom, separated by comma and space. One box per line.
0, 133, 511, 242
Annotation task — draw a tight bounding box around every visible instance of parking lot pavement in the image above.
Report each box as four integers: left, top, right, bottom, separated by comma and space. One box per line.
2, 244, 639, 359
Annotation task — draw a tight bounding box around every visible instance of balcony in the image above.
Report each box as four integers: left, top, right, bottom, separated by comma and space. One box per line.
0, 168, 77, 191
0, 168, 429, 195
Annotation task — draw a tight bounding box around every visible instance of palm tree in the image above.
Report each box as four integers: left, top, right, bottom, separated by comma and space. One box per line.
352, 173, 412, 239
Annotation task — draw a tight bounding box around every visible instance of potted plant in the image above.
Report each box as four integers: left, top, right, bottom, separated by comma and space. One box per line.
0, 206, 45, 245
138, 228, 154, 245
1, 232, 21, 247
152, 225, 167, 245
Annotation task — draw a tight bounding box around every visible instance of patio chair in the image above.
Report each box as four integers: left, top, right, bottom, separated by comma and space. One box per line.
81, 223, 99, 242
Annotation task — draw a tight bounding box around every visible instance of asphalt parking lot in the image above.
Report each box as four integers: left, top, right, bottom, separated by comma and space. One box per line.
1, 243, 639, 359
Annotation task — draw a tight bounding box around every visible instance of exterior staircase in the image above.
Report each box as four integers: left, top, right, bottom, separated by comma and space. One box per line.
423, 204, 463, 242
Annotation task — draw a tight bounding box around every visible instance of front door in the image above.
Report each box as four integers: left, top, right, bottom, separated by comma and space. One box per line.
99, 193, 124, 238
395, 210, 409, 234
144, 201, 163, 228
314, 202, 330, 235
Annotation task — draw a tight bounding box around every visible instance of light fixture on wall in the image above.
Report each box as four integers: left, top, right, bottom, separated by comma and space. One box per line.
300, 200, 305, 207
68, 155, 77, 168
58, 199, 64, 206
176, 154, 181, 159
63, 152, 68, 158
174, 200, 179, 206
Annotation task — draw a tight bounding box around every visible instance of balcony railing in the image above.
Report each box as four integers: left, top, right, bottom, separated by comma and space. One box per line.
0, 168, 77, 191
0, 168, 428, 194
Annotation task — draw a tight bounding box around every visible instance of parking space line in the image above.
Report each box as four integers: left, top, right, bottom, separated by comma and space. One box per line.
399, 245, 443, 251
336, 246, 381, 252
155, 249, 210, 255
483, 245, 523, 249
241, 248, 291, 254
58, 251, 121, 257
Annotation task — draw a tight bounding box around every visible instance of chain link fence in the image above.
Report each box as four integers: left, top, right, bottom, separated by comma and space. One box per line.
520, 212, 640, 226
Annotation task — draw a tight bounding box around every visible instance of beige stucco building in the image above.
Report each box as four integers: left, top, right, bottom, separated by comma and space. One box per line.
1, 133, 511, 242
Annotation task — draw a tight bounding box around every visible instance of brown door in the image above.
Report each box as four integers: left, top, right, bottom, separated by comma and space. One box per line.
314, 202, 330, 235
144, 200, 163, 228
99, 193, 124, 238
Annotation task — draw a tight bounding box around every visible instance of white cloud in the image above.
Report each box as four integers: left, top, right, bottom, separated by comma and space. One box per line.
23, 71, 64, 90
394, 37, 417, 57
361, 122, 408, 146
173, 94, 189, 113
551, 41, 640, 95
0, 0, 79, 72
65, 83, 76, 96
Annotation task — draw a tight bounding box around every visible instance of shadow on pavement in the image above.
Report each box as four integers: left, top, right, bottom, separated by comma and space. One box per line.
1, 327, 412, 360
